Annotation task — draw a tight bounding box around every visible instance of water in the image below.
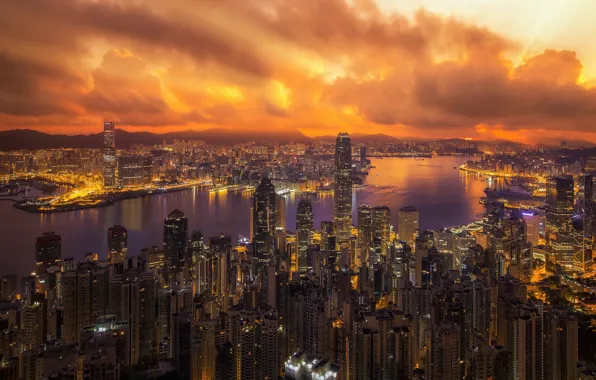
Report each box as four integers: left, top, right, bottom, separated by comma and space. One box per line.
0, 156, 487, 277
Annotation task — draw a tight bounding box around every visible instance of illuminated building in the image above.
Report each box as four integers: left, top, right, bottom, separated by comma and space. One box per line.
296, 197, 314, 276
163, 209, 188, 283
357, 205, 373, 265
398, 207, 419, 247
284, 352, 340, 380
523, 211, 542, 247
275, 194, 286, 230
35, 232, 61, 275
334, 133, 353, 246
546, 176, 575, 273
253, 177, 277, 256
372, 206, 391, 257
546, 176, 574, 235
103, 121, 117, 188
107, 225, 127, 264
117, 154, 153, 187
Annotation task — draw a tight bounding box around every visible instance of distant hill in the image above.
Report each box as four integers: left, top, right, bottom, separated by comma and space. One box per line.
0, 128, 311, 150
314, 133, 399, 143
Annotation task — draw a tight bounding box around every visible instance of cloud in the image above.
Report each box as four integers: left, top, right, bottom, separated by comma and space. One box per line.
0, 0, 595, 142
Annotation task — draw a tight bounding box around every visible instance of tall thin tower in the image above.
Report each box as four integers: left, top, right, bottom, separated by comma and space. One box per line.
334, 132, 353, 246
103, 121, 116, 188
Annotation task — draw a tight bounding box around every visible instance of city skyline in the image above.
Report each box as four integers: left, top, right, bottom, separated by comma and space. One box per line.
1, 130, 595, 379
2, 0, 596, 145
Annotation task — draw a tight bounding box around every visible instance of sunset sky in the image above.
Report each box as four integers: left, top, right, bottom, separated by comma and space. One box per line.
1, 0, 596, 144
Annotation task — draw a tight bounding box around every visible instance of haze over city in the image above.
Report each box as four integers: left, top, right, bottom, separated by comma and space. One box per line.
2, 0, 596, 144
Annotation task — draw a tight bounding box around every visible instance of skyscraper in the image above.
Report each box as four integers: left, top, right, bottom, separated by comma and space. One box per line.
35, 232, 62, 275
164, 209, 189, 283
334, 132, 353, 246
107, 225, 128, 264
296, 197, 314, 276
357, 205, 373, 265
252, 177, 277, 256
546, 176, 575, 272
103, 121, 116, 188
546, 176, 574, 235
372, 206, 391, 257
398, 207, 419, 247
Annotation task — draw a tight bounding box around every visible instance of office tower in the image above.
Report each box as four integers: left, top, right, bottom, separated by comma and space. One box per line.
523, 211, 542, 246
163, 209, 188, 283
275, 194, 286, 230
372, 206, 391, 257
117, 154, 153, 187
109, 271, 156, 364
546, 176, 575, 235
546, 176, 576, 273
296, 197, 314, 276
360, 146, 367, 164
107, 225, 128, 264
549, 308, 578, 380
253, 177, 277, 256
35, 232, 61, 275
357, 205, 373, 265
398, 207, 419, 247
61, 262, 110, 345
334, 132, 353, 246
103, 121, 116, 188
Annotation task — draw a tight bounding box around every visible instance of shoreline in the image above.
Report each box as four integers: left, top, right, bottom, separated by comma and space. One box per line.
13, 184, 202, 214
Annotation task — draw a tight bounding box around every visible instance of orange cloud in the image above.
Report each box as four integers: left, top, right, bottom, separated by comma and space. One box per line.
0, 0, 595, 143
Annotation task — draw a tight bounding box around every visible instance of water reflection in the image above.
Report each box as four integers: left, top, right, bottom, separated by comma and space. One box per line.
0, 156, 487, 277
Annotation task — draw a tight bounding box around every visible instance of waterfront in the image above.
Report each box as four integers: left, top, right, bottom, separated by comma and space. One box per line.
0, 156, 488, 277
